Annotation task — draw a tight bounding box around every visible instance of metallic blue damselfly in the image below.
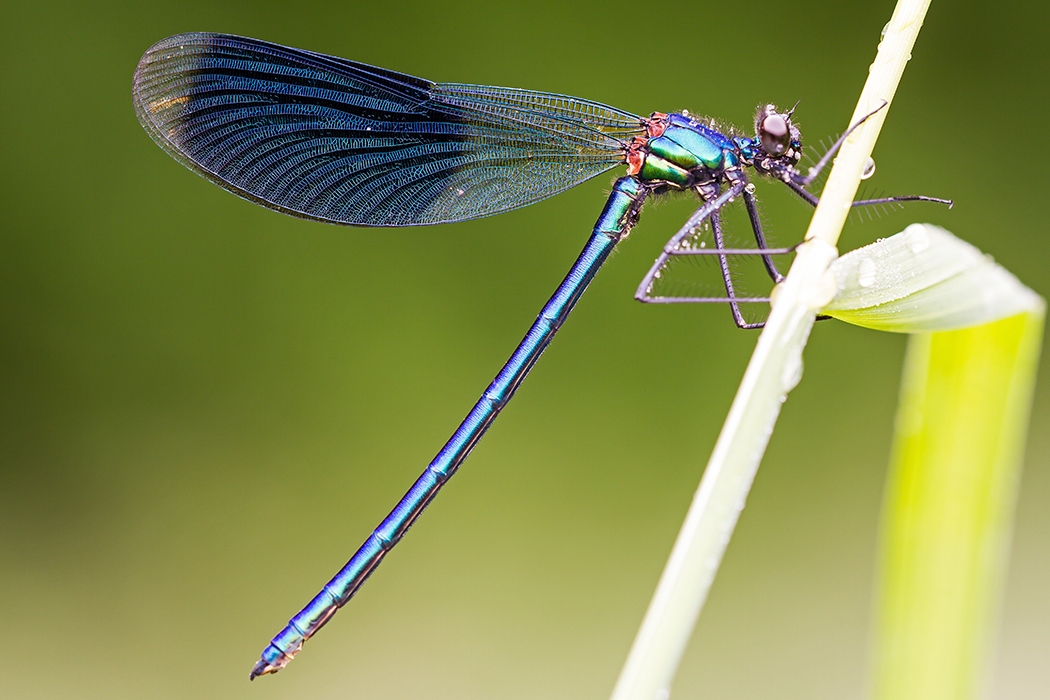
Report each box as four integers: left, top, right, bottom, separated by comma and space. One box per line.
132, 33, 948, 678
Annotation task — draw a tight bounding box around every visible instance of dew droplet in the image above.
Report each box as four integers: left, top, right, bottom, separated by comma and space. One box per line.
858, 256, 877, 287
861, 157, 876, 180
781, 351, 804, 392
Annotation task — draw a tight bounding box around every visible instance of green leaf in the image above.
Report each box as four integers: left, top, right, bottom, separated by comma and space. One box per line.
823, 224, 1043, 331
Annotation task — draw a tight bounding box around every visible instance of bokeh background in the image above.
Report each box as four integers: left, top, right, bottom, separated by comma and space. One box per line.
2, 1, 1047, 698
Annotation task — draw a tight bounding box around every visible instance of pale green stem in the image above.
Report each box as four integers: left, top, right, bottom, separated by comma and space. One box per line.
608, 2, 933, 699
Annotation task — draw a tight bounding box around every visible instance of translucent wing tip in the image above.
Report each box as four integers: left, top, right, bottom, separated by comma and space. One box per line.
133, 33, 207, 128
132, 33, 219, 175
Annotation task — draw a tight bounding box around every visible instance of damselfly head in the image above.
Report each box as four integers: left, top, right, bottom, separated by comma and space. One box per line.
754, 104, 802, 169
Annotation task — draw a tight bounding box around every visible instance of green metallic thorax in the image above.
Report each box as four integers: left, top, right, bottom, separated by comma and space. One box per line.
637, 113, 745, 188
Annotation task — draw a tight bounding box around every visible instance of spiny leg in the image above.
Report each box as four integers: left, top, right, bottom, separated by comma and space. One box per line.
742, 184, 785, 284
635, 179, 760, 304
782, 102, 952, 208
710, 210, 765, 330
635, 178, 795, 311
784, 178, 952, 209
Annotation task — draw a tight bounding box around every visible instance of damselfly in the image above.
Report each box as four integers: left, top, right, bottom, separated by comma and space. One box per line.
132, 33, 948, 678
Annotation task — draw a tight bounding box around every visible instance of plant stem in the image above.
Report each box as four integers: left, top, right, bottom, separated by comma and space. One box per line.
608, 2, 933, 699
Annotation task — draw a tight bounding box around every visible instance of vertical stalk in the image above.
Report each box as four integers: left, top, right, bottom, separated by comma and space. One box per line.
608, 2, 933, 699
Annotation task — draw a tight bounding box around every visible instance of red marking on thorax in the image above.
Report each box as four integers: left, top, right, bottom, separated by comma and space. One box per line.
625, 136, 647, 176
623, 113, 669, 175
644, 112, 668, 138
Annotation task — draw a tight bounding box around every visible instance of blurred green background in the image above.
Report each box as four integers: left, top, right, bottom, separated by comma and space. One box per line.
2, 1, 1046, 698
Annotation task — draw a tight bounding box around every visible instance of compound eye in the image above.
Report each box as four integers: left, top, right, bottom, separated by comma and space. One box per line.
759, 113, 790, 155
